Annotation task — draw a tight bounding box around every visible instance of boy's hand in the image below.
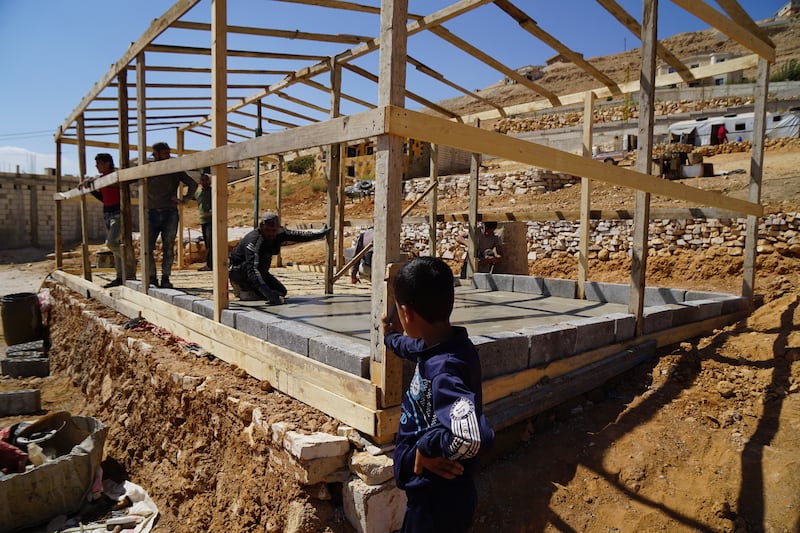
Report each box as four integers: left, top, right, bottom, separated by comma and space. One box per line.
381, 307, 401, 335
413, 449, 464, 479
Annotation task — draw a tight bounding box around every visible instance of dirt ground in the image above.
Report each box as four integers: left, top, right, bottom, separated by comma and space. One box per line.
2, 140, 799, 531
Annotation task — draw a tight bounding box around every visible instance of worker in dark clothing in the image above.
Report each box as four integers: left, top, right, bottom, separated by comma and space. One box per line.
228, 211, 331, 303
350, 228, 374, 284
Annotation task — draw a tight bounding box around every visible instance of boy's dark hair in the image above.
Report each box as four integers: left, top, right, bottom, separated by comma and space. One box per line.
95, 153, 114, 166
393, 257, 454, 324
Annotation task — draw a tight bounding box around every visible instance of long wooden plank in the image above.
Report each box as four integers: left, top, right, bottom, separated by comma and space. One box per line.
716, 0, 774, 47
386, 106, 762, 216
56, 0, 200, 139
460, 54, 759, 123
670, 0, 775, 62
170, 20, 372, 44
55, 107, 387, 200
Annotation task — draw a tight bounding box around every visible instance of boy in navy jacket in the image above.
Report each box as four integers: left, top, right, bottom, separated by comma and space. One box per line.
382, 256, 494, 532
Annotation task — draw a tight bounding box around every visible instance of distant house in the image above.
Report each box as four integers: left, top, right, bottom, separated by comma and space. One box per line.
504, 65, 545, 86
657, 52, 743, 88
668, 110, 800, 146
778, 0, 800, 17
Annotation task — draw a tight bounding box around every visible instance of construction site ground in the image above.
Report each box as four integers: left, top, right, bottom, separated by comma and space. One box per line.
2, 143, 800, 531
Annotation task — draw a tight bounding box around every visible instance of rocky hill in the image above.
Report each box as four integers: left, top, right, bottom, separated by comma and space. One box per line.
439, 14, 800, 119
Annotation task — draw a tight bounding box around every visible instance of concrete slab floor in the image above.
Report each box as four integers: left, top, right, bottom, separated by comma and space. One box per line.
95, 268, 629, 344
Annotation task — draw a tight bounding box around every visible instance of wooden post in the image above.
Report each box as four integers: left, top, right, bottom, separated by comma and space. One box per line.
211, 0, 229, 321
371, 0, 408, 410
466, 120, 481, 279
337, 143, 346, 268
55, 130, 63, 269
276, 154, 284, 267
137, 51, 151, 294
578, 91, 595, 299
176, 129, 186, 269
325, 58, 342, 294
117, 67, 135, 282
428, 143, 438, 256
254, 101, 262, 228
742, 58, 769, 302
629, 0, 658, 335
76, 114, 92, 282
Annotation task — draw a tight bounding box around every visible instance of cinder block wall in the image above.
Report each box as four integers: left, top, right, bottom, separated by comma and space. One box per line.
0, 172, 139, 250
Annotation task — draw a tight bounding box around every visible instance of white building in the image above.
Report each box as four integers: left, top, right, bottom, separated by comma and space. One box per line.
658, 52, 743, 88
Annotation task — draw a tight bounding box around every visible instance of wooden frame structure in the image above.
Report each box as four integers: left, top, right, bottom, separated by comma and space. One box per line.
53, 0, 773, 439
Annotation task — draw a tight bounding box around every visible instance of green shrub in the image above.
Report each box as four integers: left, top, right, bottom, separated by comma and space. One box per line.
771, 59, 800, 82
286, 155, 316, 175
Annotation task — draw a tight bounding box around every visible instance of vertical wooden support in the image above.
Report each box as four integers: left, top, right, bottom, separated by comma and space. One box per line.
137, 52, 151, 294
177, 130, 186, 270
325, 58, 342, 294
254, 102, 263, 228
76, 114, 92, 281
629, 0, 658, 335
55, 131, 63, 269
428, 143, 438, 256
466, 121, 481, 279
337, 143, 346, 268
578, 91, 595, 299
117, 67, 135, 282
276, 155, 284, 267
742, 58, 769, 301
371, 0, 408, 410
211, 0, 229, 321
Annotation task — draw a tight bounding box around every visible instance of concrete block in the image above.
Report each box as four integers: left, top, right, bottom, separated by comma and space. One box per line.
149, 288, 183, 304
512, 275, 545, 295
685, 290, 728, 301
542, 278, 577, 299
192, 299, 215, 320
0, 389, 41, 416
471, 332, 529, 379
268, 321, 323, 356
236, 311, 283, 340
221, 309, 245, 328
519, 323, 577, 365
343, 477, 406, 533
349, 451, 394, 485
471, 273, 492, 290
284, 431, 350, 461
605, 312, 636, 342
172, 294, 202, 312
476, 273, 514, 292
567, 316, 616, 353
309, 335, 370, 378
685, 299, 724, 321
124, 280, 142, 291
719, 296, 748, 315
293, 454, 350, 485
6, 339, 46, 354
645, 287, 686, 305
1, 356, 49, 378
642, 304, 679, 334
584, 282, 629, 304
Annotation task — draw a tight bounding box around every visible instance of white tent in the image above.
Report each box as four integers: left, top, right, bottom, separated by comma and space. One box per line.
668, 110, 800, 146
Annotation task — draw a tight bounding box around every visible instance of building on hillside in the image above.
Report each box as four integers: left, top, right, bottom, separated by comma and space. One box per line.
668, 110, 800, 146
658, 52, 743, 88
778, 0, 800, 18
504, 65, 545, 86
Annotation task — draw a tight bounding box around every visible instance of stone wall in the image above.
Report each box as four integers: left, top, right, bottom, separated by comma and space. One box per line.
402, 169, 581, 200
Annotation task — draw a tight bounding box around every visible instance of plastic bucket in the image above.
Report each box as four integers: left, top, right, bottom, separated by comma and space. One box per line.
1, 292, 43, 346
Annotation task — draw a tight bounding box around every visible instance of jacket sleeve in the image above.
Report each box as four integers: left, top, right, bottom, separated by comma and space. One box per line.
181, 173, 198, 202
416, 359, 493, 462
281, 227, 329, 244
384, 332, 424, 362
243, 236, 269, 289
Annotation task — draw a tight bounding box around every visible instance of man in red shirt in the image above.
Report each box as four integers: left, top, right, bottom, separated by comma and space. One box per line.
85, 153, 127, 288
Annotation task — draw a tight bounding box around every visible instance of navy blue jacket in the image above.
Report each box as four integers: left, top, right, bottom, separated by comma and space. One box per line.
385, 326, 494, 492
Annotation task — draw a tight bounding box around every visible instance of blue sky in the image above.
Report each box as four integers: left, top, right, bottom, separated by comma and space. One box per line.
0, 0, 786, 176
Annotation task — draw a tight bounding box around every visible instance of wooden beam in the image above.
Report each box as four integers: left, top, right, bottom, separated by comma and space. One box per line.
467, 121, 481, 279
145, 43, 328, 61
716, 0, 774, 47
494, 0, 621, 95
578, 91, 595, 299
300, 78, 375, 110
170, 20, 372, 44
596, 0, 695, 82
629, 0, 658, 334
211, 0, 230, 322
137, 52, 151, 294
384, 106, 763, 216
326, 58, 342, 294
742, 58, 769, 301
76, 115, 92, 282
55, 132, 63, 269
670, 0, 775, 62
